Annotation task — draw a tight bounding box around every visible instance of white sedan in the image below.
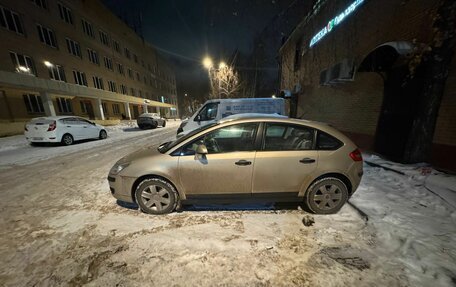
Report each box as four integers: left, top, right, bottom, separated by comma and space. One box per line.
25, 116, 107, 146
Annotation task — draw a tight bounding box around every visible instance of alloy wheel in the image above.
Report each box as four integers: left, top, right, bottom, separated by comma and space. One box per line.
139, 184, 171, 212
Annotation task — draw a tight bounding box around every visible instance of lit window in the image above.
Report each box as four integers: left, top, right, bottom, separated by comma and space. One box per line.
10, 51, 36, 76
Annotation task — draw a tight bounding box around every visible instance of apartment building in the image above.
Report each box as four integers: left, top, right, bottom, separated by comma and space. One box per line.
0, 0, 178, 134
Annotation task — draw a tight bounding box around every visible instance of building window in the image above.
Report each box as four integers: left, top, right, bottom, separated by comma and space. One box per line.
107, 80, 117, 92
104, 56, 113, 70
81, 19, 94, 38
93, 76, 104, 90
138, 90, 142, 97
10, 51, 36, 76
143, 75, 147, 84
30, 0, 47, 9
112, 103, 120, 114
135, 71, 140, 81
66, 38, 81, 58
56, 97, 72, 113
58, 3, 73, 24
87, 48, 99, 65
133, 54, 138, 63
47, 64, 66, 82
127, 68, 133, 79
0, 6, 24, 35
130, 87, 135, 97
36, 24, 57, 48
113, 40, 120, 53
124, 47, 131, 59
99, 30, 109, 46
117, 63, 124, 75
80, 101, 88, 113
73, 70, 87, 86
102, 102, 108, 114
120, 84, 127, 95
23, 94, 44, 113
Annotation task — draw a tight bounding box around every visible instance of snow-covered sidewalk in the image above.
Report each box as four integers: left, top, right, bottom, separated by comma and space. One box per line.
350, 154, 456, 286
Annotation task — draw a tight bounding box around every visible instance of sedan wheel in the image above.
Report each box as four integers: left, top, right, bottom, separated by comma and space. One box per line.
61, 134, 74, 146
305, 177, 348, 214
99, 130, 107, 139
135, 178, 177, 214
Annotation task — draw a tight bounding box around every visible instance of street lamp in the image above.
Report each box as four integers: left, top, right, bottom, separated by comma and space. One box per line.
203, 57, 213, 69
219, 61, 227, 69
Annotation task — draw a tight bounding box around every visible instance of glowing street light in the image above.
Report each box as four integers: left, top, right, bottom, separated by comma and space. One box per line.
219, 61, 227, 69
203, 57, 213, 69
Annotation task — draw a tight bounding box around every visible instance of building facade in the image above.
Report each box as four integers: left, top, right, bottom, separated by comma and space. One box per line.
279, 0, 456, 171
0, 0, 178, 134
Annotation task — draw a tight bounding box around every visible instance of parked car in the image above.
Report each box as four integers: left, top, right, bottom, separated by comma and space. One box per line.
177, 98, 286, 136
108, 114, 363, 215
25, 116, 107, 146
137, 113, 166, 129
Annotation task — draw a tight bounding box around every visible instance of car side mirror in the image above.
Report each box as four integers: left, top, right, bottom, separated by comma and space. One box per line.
195, 115, 201, 122
195, 144, 208, 155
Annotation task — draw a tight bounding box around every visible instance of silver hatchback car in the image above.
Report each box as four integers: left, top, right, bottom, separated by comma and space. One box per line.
108, 114, 363, 214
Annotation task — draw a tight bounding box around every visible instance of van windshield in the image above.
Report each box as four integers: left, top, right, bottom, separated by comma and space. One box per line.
158, 122, 218, 153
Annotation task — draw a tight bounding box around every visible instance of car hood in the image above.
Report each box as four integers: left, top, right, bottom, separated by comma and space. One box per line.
116, 145, 160, 164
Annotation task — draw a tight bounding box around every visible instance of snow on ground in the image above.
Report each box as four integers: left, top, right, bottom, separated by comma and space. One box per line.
0, 125, 455, 286
0, 120, 180, 168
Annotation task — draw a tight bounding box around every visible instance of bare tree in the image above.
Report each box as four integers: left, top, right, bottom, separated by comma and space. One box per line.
209, 65, 243, 99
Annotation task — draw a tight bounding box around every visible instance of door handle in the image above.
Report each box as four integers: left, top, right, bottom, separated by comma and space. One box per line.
299, 158, 315, 164
235, 160, 252, 166
66, 126, 71, 127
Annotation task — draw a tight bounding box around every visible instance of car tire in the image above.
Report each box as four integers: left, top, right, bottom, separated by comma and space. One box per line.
162, 120, 166, 127
99, 130, 107, 139
304, 177, 348, 214
151, 121, 158, 129
61, 134, 74, 146
135, 177, 178, 215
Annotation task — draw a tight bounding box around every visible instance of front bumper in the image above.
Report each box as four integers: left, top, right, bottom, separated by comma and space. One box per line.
107, 174, 136, 203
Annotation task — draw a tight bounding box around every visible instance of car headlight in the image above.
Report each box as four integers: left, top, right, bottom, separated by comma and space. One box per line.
110, 162, 130, 175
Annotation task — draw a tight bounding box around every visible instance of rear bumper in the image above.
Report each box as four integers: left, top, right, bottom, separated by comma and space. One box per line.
25, 135, 60, 143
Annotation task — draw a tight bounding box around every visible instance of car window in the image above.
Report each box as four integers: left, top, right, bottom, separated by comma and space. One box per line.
62, 117, 79, 125
317, 131, 343, 150
263, 123, 314, 151
196, 102, 218, 121
76, 118, 92, 125
181, 123, 258, 155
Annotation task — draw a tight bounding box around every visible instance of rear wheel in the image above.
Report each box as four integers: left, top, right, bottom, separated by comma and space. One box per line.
99, 130, 107, 139
162, 120, 166, 127
304, 177, 348, 214
135, 178, 177, 215
61, 134, 74, 146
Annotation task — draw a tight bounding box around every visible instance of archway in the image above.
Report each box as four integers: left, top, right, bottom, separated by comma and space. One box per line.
358, 41, 425, 161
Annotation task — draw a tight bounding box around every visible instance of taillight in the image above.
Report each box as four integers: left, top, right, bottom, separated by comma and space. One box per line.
24, 125, 28, 131
47, 121, 56, 131
349, 148, 363, 161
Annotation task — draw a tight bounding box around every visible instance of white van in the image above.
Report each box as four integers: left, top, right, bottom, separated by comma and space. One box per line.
177, 98, 286, 135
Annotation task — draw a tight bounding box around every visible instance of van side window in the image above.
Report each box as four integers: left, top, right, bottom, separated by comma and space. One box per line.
196, 103, 218, 121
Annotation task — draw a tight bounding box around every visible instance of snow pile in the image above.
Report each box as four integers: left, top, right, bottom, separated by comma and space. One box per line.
351, 155, 456, 287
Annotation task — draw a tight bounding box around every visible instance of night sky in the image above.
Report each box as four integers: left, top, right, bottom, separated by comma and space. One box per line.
103, 0, 296, 105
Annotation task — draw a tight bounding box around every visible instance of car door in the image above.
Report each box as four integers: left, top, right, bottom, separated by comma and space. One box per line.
252, 122, 318, 196
77, 118, 99, 138
178, 122, 258, 198
62, 117, 84, 140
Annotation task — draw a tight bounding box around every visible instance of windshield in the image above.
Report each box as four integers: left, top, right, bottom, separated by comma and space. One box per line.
158, 122, 218, 153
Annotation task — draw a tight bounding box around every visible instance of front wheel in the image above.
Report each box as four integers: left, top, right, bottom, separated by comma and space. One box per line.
135, 178, 177, 215
304, 177, 348, 214
99, 130, 107, 139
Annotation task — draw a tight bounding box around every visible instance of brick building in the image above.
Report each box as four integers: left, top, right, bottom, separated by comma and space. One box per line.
0, 0, 178, 135
279, 0, 456, 171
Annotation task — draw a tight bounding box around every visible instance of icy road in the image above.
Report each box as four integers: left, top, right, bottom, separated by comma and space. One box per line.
0, 121, 454, 286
